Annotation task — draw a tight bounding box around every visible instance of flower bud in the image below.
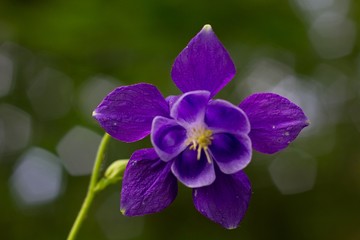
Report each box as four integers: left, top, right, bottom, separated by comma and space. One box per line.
105, 159, 128, 180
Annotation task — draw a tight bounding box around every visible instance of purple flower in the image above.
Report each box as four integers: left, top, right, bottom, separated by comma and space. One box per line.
93, 25, 309, 229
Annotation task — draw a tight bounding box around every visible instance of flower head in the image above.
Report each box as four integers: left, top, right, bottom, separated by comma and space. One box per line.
93, 24, 309, 229
151, 90, 252, 188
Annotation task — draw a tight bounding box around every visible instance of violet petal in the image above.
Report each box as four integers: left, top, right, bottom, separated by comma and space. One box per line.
239, 93, 309, 154
193, 169, 251, 229
210, 133, 252, 174
151, 116, 187, 162
171, 148, 216, 188
171, 25, 236, 97
166, 95, 180, 110
120, 148, 178, 216
170, 90, 210, 126
205, 99, 250, 134
93, 83, 169, 143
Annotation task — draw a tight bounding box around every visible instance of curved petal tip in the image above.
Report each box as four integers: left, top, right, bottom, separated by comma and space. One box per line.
202, 24, 212, 31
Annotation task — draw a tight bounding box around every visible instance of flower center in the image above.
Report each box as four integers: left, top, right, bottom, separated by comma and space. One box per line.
186, 127, 213, 163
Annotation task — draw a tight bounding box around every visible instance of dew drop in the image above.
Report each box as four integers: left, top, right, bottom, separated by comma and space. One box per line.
272, 125, 276, 129
284, 131, 290, 136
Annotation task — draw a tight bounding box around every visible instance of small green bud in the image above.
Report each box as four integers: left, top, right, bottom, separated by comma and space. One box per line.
105, 159, 128, 180
94, 159, 128, 192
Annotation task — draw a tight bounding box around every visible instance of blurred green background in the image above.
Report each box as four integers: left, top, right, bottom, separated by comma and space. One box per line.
1, 0, 360, 239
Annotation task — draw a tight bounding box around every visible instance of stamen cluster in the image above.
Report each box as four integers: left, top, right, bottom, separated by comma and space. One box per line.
186, 127, 213, 163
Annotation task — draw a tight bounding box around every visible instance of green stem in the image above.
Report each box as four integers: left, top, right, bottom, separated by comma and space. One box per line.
67, 133, 111, 240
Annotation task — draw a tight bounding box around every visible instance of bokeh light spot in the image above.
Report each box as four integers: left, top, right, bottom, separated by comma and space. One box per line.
10, 147, 64, 206
79, 75, 119, 121
57, 126, 102, 176
243, 58, 293, 94
0, 104, 31, 159
269, 149, 317, 195
0, 53, 14, 97
27, 67, 73, 120
308, 12, 356, 59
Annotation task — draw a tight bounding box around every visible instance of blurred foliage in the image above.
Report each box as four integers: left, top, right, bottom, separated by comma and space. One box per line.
1, 0, 360, 239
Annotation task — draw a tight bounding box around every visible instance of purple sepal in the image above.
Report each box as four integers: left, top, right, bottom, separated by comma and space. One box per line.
93, 83, 169, 143
170, 90, 210, 126
151, 116, 187, 162
171, 149, 216, 188
205, 99, 250, 134
210, 133, 252, 174
171, 25, 236, 97
120, 148, 178, 216
239, 93, 309, 154
193, 169, 251, 229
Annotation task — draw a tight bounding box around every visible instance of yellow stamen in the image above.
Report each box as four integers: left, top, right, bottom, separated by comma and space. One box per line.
186, 126, 213, 163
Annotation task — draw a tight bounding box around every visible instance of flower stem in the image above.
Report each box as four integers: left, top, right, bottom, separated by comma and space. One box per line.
67, 133, 111, 240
